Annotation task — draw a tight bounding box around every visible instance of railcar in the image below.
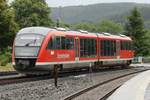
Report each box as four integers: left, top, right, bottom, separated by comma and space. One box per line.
12, 27, 134, 75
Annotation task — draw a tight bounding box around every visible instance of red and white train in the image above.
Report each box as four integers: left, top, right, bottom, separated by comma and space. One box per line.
12, 27, 134, 75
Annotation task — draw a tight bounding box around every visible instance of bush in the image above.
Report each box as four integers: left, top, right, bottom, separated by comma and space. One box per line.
0, 48, 12, 66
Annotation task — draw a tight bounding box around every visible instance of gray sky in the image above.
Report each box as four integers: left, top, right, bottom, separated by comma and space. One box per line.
46, 0, 150, 7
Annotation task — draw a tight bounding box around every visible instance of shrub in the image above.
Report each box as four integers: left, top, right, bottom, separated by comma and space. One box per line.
0, 48, 12, 66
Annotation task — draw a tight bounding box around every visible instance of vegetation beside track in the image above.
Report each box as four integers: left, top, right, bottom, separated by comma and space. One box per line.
0, 48, 12, 66
0, 64, 14, 72
0, 48, 14, 72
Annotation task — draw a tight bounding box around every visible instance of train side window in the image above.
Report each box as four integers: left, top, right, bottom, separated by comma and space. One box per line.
65, 37, 74, 49
56, 36, 74, 50
125, 42, 128, 50
84, 39, 88, 57
103, 40, 107, 56
80, 38, 96, 57
114, 41, 116, 56
55, 37, 62, 49
129, 41, 131, 50
47, 38, 53, 49
89, 39, 96, 57
61, 37, 66, 49
127, 42, 129, 50
121, 41, 126, 50
100, 40, 103, 56
126, 41, 129, 50
121, 41, 133, 50
80, 39, 84, 57
100, 40, 104, 56
110, 40, 113, 56
106, 40, 110, 56
102, 40, 107, 56
121, 41, 124, 50
121, 41, 123, 50
100, 40, 116, 56
47, 36, 74, 50
123, 41, 126, 50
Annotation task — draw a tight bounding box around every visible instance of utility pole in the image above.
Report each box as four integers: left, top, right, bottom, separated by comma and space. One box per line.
54, 65, 59, 87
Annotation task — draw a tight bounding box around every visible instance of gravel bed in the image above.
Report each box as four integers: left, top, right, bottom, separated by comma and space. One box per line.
73, 74, 136, 100
0, 67, 147, 100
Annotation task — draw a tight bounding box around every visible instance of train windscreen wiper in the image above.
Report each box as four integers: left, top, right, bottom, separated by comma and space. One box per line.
24, 39, 36, 46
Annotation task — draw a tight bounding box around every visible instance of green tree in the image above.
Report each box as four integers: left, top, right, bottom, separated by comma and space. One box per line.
97, 20, 123, 34
125, 7, 149, 56
72, 22, 97, 32
12, 0, 53, 28
0, 0, 18, 50
56, 20, 70, 28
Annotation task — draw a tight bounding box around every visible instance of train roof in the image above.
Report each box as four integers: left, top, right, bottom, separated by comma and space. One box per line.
65, 31, 131, 40
54, 29, 132, 41
17, 27, 132, 40
17, 27, 55, 36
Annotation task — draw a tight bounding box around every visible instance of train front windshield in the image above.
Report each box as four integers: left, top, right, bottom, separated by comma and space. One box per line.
14, 34, 44, 57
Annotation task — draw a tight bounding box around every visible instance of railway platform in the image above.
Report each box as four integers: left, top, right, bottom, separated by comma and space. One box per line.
108, 63, 150, 100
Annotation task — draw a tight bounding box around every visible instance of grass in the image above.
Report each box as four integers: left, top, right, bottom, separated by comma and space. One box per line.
0, 63, 15, 72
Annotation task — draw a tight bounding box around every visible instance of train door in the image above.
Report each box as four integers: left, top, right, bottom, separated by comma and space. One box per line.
75, 37, 79, 62
116, 40, 120, 59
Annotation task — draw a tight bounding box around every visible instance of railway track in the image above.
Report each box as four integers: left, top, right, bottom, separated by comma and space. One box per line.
0, 67, 99, 86
0, 67, 119, 86
99, 86, 121, 100
0, 74, 52, 85
0, 66, 146, 86
0, 65, 148, 100
63, 68, 149, 100
0, 71, 18, 76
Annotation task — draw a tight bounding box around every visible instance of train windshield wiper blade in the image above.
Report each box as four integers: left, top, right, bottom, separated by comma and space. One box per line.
24, 39, 36, 46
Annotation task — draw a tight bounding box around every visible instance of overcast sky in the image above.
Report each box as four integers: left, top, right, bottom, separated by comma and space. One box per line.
46, 0, 150, 7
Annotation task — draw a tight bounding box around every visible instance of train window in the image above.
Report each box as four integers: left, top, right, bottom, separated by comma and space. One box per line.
47, 38, 54, 49
47, 36, 74, 50
128, 41, 132, 50
65, 37, 74, 49
80, 39, 84, 57
56, 37, 62, 49
121, 41, 132, 50
113, 40, 116, 56
127, 42, 129, 50
121, 41, 125, 50
61, 37, 66, 49
100, 40, 116, 56
57, 36, 74, 50
80, 38, 96, 57
105, 40, 109, 56
121, 41, 123, 50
